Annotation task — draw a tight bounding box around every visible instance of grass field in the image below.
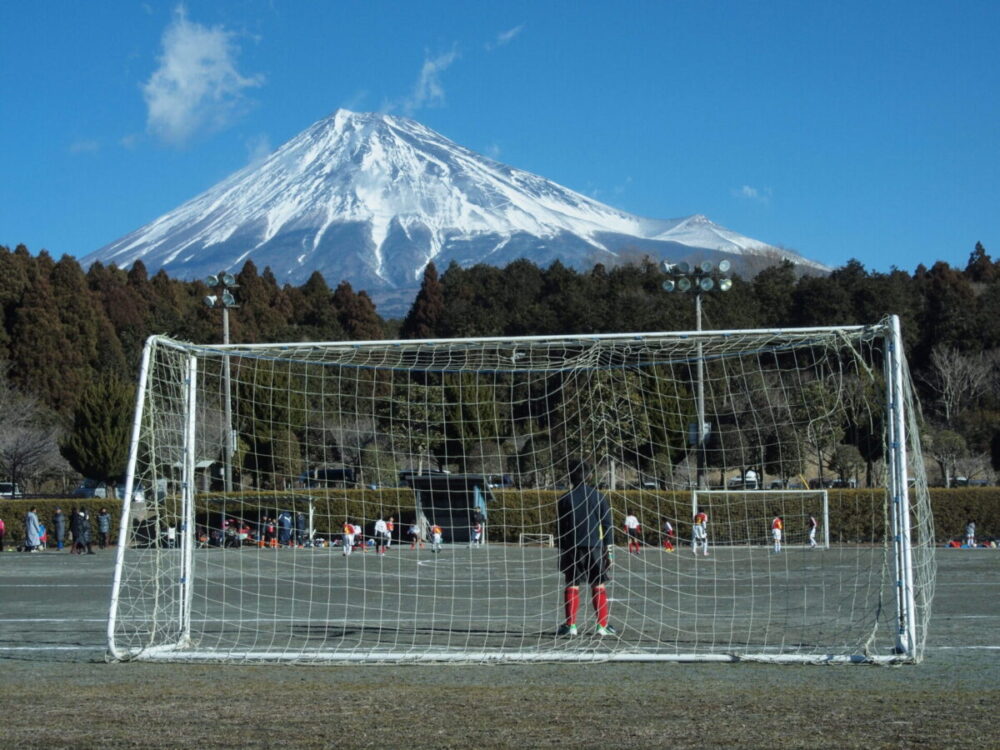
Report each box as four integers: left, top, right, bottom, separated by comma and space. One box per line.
1, 547, 997, 748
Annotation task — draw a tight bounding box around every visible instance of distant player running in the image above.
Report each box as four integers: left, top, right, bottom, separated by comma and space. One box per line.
692, 508, 709, 556
408, 523, 424, 549
808, 515, 818, 549
624, 510, 641, 555
556, 459, 615, 637
430, 524, 443, 553
771, 514, 783, 553
373, 516, 390, 555
662, 520, 675, 551
342, 520, 355, 556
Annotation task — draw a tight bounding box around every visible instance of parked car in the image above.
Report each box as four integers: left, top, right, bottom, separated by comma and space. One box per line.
0, 481, 23, 498
487, 474, 514, 488
72, 479, 108, 498
72, 478, 145, 501
769, 479, 806, 490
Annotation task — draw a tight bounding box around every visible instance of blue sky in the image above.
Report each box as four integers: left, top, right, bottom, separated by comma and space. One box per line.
1, 0, 997, 274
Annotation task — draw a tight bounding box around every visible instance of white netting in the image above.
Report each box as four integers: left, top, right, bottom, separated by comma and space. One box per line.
108, 318, 934, 663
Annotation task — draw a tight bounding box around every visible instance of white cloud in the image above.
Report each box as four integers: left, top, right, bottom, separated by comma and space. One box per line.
69, 139, 100, 154
487, 24, 524, 50
245, 133, 272, 165
734, 184, 772, 203
143, 5, 263, 146
399, 48, 458, 116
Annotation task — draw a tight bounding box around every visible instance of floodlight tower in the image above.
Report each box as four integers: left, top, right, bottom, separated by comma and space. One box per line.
204, 272, 239, 493
662, 260, 733, 489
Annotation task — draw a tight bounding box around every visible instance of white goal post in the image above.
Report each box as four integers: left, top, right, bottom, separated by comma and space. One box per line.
108, 315, 934, 664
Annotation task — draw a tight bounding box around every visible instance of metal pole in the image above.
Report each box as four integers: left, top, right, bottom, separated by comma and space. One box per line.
696, 292, 706, 489
223, 305, 234, 494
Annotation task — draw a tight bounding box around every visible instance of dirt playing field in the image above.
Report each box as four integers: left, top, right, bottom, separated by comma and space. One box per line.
1, 548, 997, 749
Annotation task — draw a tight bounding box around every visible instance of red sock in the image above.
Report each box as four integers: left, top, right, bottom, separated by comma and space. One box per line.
592, 585, 609, 627
564, 586, 580, 625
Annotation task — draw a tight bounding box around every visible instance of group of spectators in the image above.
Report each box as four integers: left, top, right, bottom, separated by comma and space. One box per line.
193, 511, 311, 548
0, 507, 112, 553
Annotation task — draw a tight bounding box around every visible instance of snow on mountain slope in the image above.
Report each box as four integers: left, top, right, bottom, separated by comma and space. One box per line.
84, 109, 826, 313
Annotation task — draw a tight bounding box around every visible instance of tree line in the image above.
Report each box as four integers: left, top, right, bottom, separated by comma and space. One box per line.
1, 241, 999, 491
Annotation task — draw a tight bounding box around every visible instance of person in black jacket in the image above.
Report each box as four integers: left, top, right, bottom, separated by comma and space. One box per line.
555, 459, 616, 637
71, 508, 94, 555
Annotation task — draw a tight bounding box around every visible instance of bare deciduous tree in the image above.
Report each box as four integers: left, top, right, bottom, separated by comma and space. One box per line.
0, 363, 63, 490
924, 346, 997, 426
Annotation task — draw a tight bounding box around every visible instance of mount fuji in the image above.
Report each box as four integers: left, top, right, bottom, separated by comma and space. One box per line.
84, 109, 825, 315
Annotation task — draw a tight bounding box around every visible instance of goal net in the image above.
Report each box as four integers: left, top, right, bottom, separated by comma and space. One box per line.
108, 316, 934, 664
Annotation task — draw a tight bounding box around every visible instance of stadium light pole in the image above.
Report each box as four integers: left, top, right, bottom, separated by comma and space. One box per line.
662, 260, 733, 489
204, 272, 239, 494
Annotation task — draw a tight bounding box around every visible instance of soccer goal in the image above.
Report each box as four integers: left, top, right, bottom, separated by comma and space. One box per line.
691, 490, 830, 550
108, 315, 934, 664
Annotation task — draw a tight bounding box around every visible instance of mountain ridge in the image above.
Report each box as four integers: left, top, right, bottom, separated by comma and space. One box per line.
84, 109, 826, 316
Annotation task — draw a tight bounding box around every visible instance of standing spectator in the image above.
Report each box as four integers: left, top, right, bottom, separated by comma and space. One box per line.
771, 514, 783, 553
373, 516, 390, 555
692, 508, 709, 556
430, 523, 443, 553
808, 515, 819, 549
623, 510, 641, 555
965, 520, 976, 548
662, 519, 675, 551
555, 459, 615, 637
277, 510, 293, 546
166, 521, 177, 549
71, 508, 94, 554
0, 514, 5, 551
97, 508, 111, 549
24, 507, 42, 552
53, 507, 67, 550
295, 512, 306, 547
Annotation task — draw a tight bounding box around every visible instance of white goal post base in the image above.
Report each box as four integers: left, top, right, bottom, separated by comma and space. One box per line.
518, 533, 555, 547
113, 647, 910, 665
108, 316, 934, 665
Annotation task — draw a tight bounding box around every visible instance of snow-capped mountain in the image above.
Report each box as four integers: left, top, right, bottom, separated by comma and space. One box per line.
84, 109, 825, 315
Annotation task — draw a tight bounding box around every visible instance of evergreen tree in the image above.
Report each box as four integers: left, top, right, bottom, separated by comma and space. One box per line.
9, 269, 79, 413
333, 281, 383, 340
60, 374, 135, 484
401, 262, 445, 339
964, 241, 996, 283
290, 271, 344, 341
751, 261, 797, 327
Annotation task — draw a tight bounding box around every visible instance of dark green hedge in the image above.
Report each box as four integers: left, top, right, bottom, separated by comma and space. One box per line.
1, 488, 998, 548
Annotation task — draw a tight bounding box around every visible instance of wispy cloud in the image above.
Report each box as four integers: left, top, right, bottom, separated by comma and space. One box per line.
397, 48, 459, 116
734, 184, 772, 204
245, 133, 272, 165
143, 5, 263, 146
486, 24, 524, 50
69, 139, 100, 154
